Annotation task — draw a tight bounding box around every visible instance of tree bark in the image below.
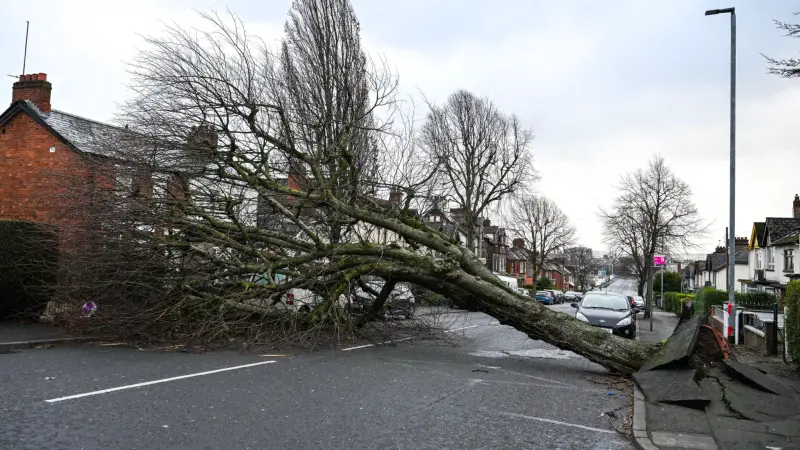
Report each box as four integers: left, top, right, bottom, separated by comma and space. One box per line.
375, 249, 658, 374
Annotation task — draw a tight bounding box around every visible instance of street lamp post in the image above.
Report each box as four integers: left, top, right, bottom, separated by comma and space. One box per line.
705, 7, 736, 343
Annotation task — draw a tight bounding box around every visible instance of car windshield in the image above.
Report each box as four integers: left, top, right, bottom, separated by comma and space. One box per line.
581, 293, 629, 311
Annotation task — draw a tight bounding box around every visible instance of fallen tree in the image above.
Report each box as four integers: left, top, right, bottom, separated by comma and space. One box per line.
57, 0, 657, 373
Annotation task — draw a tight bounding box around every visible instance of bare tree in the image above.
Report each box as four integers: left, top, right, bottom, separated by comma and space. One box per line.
600, 155, 706, 307
420, 90, 536, 252
764, 13, 800, 78
511, 195, 576, 280
45, 1, 662, 373
565, 247, 595, 292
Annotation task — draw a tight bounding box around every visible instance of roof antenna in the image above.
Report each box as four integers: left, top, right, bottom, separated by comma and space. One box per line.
22, 21, 29, 74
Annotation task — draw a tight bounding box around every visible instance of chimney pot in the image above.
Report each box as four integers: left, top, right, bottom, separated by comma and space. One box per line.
794, 194, 800, 219
389, 189, 403, 206
12, 73, 52, 112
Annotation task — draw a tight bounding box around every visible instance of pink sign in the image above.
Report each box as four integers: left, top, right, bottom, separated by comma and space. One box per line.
653, 255, 666, 266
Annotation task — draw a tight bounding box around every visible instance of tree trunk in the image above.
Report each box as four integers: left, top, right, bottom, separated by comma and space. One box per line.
379, 251, 658, 374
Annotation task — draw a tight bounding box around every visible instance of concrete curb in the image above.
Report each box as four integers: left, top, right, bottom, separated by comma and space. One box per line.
0, 336, 95, 354
632, 384, 660, 450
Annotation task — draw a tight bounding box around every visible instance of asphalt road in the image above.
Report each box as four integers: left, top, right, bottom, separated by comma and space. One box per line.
602, 278, 637, 297
1, 296, 638, 450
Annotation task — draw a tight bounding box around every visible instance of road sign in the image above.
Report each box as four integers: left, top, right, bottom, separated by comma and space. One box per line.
653, 255, 666, 266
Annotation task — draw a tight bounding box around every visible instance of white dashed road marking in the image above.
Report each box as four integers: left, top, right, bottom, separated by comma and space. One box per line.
443, 325, 480, 333
45, 360, 276, 403
341, 325, 480, 351
500, 412, 616, 434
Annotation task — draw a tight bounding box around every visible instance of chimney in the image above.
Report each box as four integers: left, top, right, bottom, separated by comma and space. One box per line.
714, 246, 726, 254
794, 194, 800, 219
483, 219, 490, 227
734, 237, 749, 253
512, 238, 524, 249
12, 73, 52, 112
389, 189, 403, 206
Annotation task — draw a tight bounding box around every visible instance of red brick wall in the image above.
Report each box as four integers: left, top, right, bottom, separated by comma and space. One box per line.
0, 112, 96, 245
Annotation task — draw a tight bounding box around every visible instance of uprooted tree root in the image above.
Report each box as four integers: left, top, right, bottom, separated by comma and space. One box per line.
689, 325, 727, 370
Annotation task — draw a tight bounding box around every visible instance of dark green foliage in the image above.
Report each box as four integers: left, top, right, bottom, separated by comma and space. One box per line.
653, 271, 682, 294
0, 220, 59, 319
663, 292, 696, 314
694, 287, 728, 317
785, 281, 800, 364
535, 276, 553, 290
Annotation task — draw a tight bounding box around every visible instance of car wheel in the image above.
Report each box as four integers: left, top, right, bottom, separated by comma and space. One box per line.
299, 305, 311, 314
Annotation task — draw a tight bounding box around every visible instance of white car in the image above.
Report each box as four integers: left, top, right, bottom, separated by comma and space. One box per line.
248, 273, 344, 314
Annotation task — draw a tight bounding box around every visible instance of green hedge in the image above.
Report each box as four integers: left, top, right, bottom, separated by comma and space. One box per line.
0, 220, 59, 319
735, 292, 778, 310
662, 292, 696, 314
785, 281, 800, 364
694, 287, 728, 317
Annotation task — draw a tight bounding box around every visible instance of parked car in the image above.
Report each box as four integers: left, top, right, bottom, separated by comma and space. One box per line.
348, 278, 416, 319
545, 289, 564, 304
564, 291, 580, 301
535, 290, 555, 305
571, 292, 637, 339
633, 296, 645, 311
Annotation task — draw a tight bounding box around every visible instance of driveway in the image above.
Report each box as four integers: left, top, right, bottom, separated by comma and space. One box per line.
1, 312, 633, 449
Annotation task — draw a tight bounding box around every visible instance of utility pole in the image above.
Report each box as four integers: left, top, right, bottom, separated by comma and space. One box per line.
705, 6, 736, 343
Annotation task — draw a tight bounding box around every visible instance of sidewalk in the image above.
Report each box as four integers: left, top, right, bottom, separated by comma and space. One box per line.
632, 312, 800, 450
636, 307, 680, 345
0, 322, 89, 353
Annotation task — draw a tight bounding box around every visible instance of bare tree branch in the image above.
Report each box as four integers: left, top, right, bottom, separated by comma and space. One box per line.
510, 195, 577, 279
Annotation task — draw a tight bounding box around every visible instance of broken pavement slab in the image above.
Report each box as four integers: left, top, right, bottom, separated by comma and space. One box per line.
645, 402, 713, 435
634, 369, 710, 409
650, 431, 718, 450
711, 369, 800, 422
722, 359, 798, 398
637, 317, 701, 373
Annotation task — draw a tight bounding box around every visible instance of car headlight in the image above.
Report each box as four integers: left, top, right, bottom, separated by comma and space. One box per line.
616, 316, 632, 326
575, 312, 589, 322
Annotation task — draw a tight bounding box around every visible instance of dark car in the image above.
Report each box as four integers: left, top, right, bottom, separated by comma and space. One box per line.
348, 279, 416, 319
571, 292, 636, 339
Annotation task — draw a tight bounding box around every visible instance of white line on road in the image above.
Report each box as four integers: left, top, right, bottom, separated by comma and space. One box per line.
341, 343, 375, 351
477, 365, 571, 386
341, 325, 479, 352
341, 336, 414, 351
444, 325, 480, 333
500, 412, 615, 434
45, 361, 277, 403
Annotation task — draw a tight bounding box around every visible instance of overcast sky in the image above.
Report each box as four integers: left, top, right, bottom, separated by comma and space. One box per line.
2, 0, 799, 256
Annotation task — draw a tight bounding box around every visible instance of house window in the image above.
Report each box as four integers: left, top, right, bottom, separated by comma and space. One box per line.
785, 249, 795, 272
767, 247, 775, 270
756, 250, 763, 269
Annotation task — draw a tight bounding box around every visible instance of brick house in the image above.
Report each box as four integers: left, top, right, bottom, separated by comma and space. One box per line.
506, 238, 534, 286
0, 73, 190, 248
